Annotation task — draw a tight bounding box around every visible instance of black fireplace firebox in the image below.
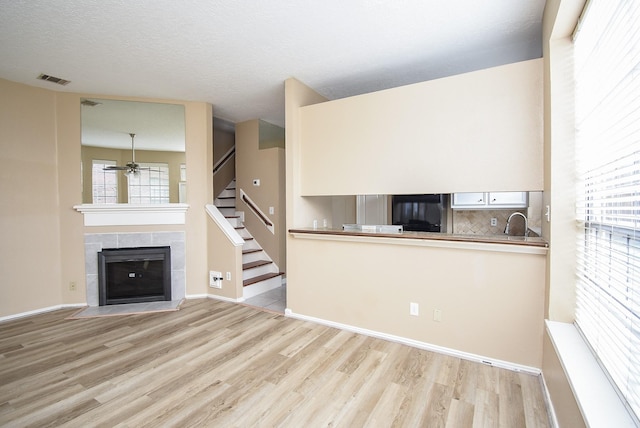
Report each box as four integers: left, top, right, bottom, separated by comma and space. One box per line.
98, 246, 171, 306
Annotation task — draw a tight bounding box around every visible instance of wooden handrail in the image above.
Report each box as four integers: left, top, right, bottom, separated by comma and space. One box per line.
213, 147, 235, 175
241, 192, 273, 227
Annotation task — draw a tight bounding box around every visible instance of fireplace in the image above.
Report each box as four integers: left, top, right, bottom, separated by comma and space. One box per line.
98, 246, 172, 306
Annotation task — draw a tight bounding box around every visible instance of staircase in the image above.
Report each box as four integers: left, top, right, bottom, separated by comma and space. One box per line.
215, 180, 284, 299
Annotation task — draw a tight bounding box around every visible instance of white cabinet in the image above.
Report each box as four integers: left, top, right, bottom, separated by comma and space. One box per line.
452, 192, 486, 207
452, 192, 528, 209
487, 192, 528, 207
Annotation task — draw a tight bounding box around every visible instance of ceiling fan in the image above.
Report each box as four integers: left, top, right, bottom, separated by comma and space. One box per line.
103, 133, 151, 176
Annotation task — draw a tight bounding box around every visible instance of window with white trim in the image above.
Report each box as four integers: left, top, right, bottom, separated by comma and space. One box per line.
92, 159, 118, 204
574, 0, 640, 421
127, 163, 170, 204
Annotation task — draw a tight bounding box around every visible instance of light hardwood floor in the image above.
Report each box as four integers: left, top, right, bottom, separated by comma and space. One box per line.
0, 299, 551, 427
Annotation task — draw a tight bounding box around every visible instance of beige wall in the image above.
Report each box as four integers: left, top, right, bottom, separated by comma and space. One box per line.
286, 76, 547, 368
56, 92, 86, 307
299, 59, 543, 196
288, 235, 547, 368
542, 328, 586, 428
0, 78, 212, 318
236, 119, 286, 269
0, 79, 63, 315
213, 127, 235, 199
183, 101, 213, 297
543, 0, 583, 324
541, 1, 588, 426
284, 78, 357, 231
207, 214, 243, 300
285, 79, 335, 231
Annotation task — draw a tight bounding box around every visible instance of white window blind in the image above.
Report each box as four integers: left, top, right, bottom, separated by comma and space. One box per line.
92, 159, 118, 204
574, 0, 640, 422
128, 163, 170, 204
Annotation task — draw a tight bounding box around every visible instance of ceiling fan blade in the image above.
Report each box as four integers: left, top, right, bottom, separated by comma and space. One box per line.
103, 166, 128, 171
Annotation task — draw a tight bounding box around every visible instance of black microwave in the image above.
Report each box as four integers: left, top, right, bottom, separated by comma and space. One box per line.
391, 194, 447, 232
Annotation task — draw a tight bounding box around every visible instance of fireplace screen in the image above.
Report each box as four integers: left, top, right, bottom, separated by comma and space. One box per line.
98, 246, 171, 305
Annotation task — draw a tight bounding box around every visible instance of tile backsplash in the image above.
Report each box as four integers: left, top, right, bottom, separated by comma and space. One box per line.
452, 209, 529, 235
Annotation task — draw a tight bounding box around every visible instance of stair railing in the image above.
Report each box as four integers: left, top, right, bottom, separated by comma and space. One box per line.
213, 146, 235, 175
240, 189, 275, 234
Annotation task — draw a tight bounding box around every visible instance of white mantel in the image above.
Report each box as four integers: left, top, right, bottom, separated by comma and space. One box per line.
74, 203, 189, 226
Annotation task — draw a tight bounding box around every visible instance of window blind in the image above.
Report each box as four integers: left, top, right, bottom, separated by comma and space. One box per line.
574, 0, 640, 422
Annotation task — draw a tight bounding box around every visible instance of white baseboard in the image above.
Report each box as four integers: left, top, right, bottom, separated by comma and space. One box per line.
285, 309, 541, 376
0, 303, 86, 323
204, 294, 245, 303
185, 293, 209, 300
540, 370, 560, 428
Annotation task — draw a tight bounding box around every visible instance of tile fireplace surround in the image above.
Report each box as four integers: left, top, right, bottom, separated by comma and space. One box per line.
84, 232, 186, 306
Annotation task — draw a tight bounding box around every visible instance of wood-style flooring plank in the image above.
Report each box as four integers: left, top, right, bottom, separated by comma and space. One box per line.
0, 298, 551, 427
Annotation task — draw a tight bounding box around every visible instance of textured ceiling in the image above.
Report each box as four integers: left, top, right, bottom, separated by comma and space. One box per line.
0, 0, 546, 128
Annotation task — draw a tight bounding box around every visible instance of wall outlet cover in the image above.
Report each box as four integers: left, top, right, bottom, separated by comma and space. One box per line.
209, 271, 222, 288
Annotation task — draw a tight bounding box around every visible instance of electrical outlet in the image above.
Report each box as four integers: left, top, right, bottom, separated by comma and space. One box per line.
252, 179, 260, 186
433, 309, 442, 322
490, 218, 498, 227
209, 271, 222, 288
410, 302, 419, 316
69, 281, 76, 291
269, 206, 274, 215
226, 272, 231, 281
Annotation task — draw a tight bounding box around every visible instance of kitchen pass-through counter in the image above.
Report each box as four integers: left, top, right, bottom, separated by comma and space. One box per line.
289, 227, 548, 255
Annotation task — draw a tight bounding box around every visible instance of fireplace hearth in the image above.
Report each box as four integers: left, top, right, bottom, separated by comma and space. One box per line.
98, 246, 171, 306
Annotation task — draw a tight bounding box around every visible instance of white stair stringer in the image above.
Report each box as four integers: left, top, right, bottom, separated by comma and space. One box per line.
214, 179, 283, 300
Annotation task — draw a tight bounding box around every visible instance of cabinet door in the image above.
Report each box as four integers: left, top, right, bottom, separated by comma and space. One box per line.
452, 192, 486, 208
488, 192, 528, 207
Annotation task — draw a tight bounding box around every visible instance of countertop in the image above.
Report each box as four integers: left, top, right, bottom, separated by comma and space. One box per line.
288, 227, 548, 248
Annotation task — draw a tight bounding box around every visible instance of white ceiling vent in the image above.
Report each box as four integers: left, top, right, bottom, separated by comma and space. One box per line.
37, 73, 70, 86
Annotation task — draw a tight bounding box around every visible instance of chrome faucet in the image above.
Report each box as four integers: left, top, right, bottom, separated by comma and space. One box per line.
504, 212, 529, 237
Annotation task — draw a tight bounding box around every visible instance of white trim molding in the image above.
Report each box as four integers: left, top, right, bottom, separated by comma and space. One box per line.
546, 321, 636, 427
204, 294, 245, 303
0, 303, 86, 323
205, 204, 244, 246
74, 203, 189, 226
